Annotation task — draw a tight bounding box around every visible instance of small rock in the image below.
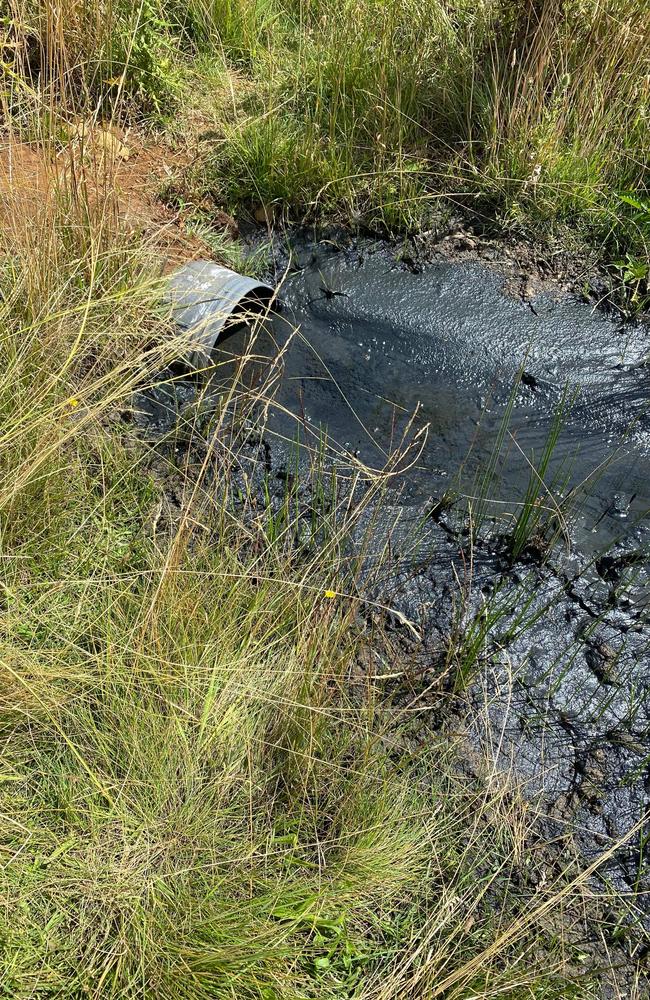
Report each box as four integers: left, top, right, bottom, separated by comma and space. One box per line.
521, 370, 539, 390
254, 204, 273, 226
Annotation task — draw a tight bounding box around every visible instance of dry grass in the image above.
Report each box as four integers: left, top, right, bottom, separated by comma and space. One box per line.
0, 143, 645, 999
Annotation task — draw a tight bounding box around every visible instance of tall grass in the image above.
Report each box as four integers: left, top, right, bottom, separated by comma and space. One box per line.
180, 0, 648, 255
0, 123, 643, 998
4, 1, 648, 255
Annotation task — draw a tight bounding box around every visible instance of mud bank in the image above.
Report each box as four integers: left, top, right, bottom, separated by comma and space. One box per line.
138, 233, 649, 938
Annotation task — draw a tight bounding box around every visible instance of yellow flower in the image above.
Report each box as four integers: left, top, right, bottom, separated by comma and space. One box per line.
68, 397, 80, 409
324, 590, 336, 599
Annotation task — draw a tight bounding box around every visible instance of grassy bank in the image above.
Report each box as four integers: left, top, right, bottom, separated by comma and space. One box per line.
0, 4, 648, 997
5, 1, 648, 279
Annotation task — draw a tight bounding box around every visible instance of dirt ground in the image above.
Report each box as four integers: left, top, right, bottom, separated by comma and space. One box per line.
0, 127, 224, 273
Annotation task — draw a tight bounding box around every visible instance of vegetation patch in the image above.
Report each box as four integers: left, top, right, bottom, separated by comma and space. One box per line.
166, 2, 648, 277
4, 3, 648, 262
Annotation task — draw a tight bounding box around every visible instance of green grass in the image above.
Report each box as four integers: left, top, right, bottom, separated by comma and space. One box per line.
168, 0, 648, 269
5, 0, 649, 269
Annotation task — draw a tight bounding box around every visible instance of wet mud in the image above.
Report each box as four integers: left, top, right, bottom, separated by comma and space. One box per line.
269, 239, 650, 549
137, 234, 650, 934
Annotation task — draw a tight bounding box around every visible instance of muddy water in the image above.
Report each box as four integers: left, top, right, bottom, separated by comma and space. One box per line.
265, 240, 650, 551
139, 236, 650, 909
263, 241, 650, 901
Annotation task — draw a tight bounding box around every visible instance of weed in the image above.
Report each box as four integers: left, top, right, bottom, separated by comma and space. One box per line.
508, 389, 576, 563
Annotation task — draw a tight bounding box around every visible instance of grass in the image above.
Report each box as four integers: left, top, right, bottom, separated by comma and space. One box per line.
0, 5, 648, 997
4, 1, 649, 267
164, 1, 647, 279
471, 382, 577, 564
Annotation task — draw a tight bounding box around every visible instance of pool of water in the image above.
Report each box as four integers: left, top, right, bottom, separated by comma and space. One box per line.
254, 240, 650, 554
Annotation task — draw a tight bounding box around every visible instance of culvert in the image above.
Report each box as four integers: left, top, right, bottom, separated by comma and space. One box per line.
167, 260, 275, 369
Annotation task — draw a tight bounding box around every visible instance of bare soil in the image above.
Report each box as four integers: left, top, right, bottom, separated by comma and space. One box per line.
0, 128, 237, 273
